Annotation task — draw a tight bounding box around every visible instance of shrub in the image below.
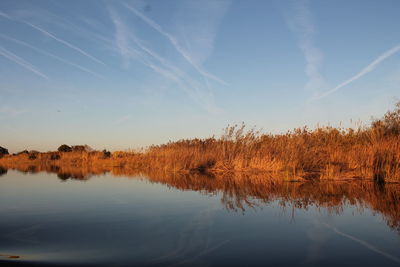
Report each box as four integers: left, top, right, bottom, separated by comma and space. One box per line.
72, 145, 93, 152
50, 153, 61, 160
58, 144, 72, 152
0, 146, 9, 158
102, 149, 111, 158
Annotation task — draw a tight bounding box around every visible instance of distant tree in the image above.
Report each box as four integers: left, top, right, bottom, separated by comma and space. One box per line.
0, 146, 9, 157
58, 144, 72, 152
72, 145, 86, 152
102, 149, 112, 158
71, 145, 92, 152
50, 153, 61, 160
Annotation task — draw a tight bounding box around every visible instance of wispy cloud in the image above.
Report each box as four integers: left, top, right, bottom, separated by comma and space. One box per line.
171, 1, 230, 66
0, 34, 103, 78
0, 46, 48, 80
108, 7, 221, 113
0, 11, 11, 19
287, 1, 399, 102
287, 0, 327, 94
108, 8, 135, 68
0, 9, 107, 67
314, 44, 400, 100
23, 22, 106, 66
122, 2, 228, 86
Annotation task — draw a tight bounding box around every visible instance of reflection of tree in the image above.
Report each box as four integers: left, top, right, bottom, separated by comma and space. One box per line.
0, 167, 7, 177
1, 163, 399, 232
57, 173, 71, 181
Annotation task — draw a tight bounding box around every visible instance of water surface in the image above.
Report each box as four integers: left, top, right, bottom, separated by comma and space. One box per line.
0, 169, 399, 266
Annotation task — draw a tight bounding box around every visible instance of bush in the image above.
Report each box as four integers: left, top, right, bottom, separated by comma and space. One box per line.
72, 145, 85, 152
28, 153, 37, 160
71, 145, 93, 152
102, 149, 112, 158
0, 146, 9, 158
58, 144, 72, 152
50, 153, 61, 160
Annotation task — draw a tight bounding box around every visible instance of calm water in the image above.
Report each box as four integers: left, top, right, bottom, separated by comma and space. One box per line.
0, 169, 399, 266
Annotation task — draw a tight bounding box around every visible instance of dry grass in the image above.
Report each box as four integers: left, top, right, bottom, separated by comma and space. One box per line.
1, 102, 400, 181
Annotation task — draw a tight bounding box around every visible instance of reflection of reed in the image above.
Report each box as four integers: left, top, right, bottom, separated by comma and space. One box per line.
138, 171, 400, 232
2, 164, 399, 232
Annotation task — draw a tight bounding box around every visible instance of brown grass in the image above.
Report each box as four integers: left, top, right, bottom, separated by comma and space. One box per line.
1, 102, 400, 181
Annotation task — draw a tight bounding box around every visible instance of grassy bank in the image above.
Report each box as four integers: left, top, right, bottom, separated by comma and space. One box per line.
1, 102, 400, 181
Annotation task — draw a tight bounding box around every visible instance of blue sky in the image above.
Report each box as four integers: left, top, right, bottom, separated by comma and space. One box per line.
0, 0, 399, 152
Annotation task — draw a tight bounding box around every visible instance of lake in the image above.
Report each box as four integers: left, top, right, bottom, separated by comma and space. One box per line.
0, 168, 399, 266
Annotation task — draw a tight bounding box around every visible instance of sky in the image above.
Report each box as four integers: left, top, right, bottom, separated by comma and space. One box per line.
0, 0, 399, 152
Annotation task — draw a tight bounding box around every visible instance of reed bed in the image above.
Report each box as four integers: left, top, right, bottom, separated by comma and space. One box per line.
1, 102, 400, 181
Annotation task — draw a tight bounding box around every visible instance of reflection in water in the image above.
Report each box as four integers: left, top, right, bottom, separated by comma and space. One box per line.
139, 172, 399, 233
1, 165, 400, 266
0, 254, 20, 259
322, 222, 400, 264
0, 167, 7, 177
2, 164, 400, 233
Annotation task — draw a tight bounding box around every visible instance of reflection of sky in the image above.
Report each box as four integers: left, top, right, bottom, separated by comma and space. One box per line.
0, 171, 399, 266
1, 1, 400, 152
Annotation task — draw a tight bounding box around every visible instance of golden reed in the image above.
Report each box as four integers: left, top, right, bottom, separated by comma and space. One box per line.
1, 102, 399, 182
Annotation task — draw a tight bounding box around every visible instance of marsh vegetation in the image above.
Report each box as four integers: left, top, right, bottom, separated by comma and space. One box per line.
1, 102, 400, 182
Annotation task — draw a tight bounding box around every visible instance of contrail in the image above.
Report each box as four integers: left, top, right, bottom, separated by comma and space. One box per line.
123, 3, 227, 85
24, 22, 106, 66
314, 44, 400, 100
323, 223, 400, 264
0, 11, 105, 66
109, 8, 131, 68
0, 46, 48, 80
0, 11, 11, 19
287, 0, 328, 94
108, 10, 220, 113
0, 34, 103, 78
